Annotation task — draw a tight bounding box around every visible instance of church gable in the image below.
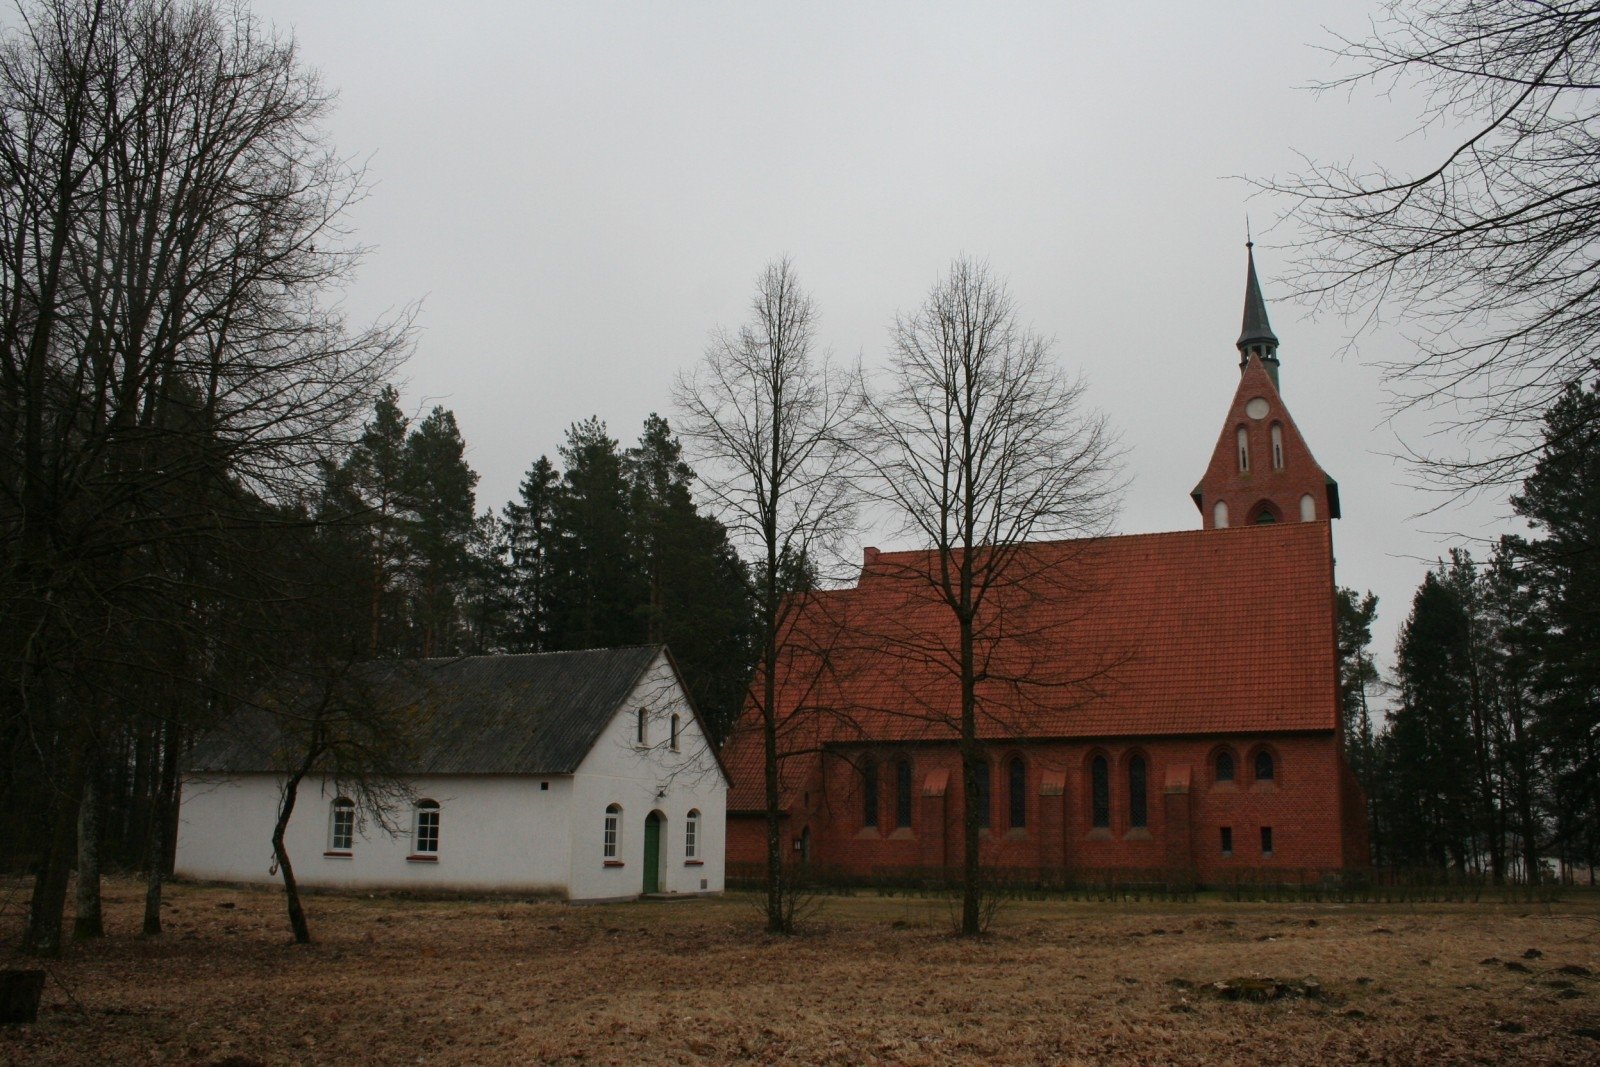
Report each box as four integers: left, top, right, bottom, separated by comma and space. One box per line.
1192, 354, 1340, 529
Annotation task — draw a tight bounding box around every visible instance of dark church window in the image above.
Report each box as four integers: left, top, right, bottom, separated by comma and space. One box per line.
1271, 422, 1285, 470
1008, 757, 1027, 829
1128, 755, 1148, 829
1220, 826, 1233, 855
1215, 750, 1235, 783
1091, 755, 1110, 829
895, 759, 913, 828
1254, 509, 1276, 525
970, 760, 991, 829
1255, 749, 1275, 782
862, 759, 878, 828
1236, 426, 1250, 472
1260, 826, 1274, 856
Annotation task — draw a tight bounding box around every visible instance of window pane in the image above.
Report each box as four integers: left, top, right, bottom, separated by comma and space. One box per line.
1129, 756, 1147, 829
1255, 750, 1274, 780
863, 760, 879, 827
970, 760, 991, 828
685, 812, 698, 858
895, 760, 914, 828
1216, 751, 1234, 782
1008, 758, 1026, 829
1221, 826, 1233, 854
1260, 826, 1274, 855
1091, 756, 1109, 828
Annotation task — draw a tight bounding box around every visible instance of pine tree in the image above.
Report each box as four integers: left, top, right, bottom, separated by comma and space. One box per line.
1388, 567, 1479, 869
624, 415, 754, 741
402, 407, 479, 657
502, 457, 559, 652
1336, 587, 1382, 847
343, 387, 414, 657
1511, 379, 1600, 878
546, 418, 645, 650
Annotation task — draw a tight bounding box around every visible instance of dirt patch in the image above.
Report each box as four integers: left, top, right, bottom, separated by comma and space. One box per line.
3, 878, 1598, 1064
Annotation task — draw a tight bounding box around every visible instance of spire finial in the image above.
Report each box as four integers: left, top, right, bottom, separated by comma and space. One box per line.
1237, 240, 1280, 385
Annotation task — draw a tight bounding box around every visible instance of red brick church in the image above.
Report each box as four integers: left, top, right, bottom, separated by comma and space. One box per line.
723, 247, 1370, 884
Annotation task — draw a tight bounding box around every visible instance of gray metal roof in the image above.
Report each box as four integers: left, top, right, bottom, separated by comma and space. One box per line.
189, 645, 668, 776
1237, 241, 1279, 350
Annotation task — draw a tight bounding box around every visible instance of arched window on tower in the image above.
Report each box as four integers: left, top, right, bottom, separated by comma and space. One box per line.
1236, 426, 1250, 472
1271, 422, 1284, 470
1213, 500, 1229, 528
1300, 493, 1316, 521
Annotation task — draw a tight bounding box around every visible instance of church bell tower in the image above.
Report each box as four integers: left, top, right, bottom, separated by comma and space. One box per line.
1192, 243, 1340, 530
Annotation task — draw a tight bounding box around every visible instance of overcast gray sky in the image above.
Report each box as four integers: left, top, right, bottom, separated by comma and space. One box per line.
249, 0, 1522, 682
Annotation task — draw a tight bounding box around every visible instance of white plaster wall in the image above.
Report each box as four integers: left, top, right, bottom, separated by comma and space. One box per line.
176, 772, 575, 894
567, 652, 727, 901
175, 650, 726, 901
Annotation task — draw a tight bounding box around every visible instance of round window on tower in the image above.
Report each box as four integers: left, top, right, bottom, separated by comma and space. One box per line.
1245, 397, 1270, 420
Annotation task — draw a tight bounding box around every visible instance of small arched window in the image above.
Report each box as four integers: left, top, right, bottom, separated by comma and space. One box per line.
604, 803, 622, 859
413, 799, 440, 855
670, 713, 680, 751
1255, 749, 1275, 782
970, 760, 991, 829
685, 809, 700, 859
862, 758, 879, 828
636, 708, 648, 746
1215, 750, 1235, 783
1091, 755, 1110, 829
1213, 500, 1229, 528
1236, 426, 1250, 472
328, 797, 355, 852
1299, 493, 1316, 521
895, 759, 914, 828
1128, 756, 1148, 829
1008, 757, 1027, 829
1271, 423, 1284, 470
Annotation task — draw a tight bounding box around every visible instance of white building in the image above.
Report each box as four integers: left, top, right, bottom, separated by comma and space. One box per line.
175, 645, 727, 902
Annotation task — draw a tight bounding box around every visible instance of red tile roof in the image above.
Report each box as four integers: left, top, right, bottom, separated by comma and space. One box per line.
724, 522, 1337, 810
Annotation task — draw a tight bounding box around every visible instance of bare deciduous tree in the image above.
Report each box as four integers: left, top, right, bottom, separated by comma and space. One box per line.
673, 257, 862, 934
863, 256, 1121, 936
0, 0, 407, 956
1263, 0, 1600, 492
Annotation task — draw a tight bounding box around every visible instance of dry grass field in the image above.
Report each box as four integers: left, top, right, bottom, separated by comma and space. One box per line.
2, 877, 1598, 1065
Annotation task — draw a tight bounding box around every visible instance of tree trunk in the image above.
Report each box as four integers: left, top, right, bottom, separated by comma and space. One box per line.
141, 719, 182, 936
72, 772, 104, 940
762, 593, 784, 934
24, 713, 85, 958
273, 762, 315, 945
959, 608, 981, 937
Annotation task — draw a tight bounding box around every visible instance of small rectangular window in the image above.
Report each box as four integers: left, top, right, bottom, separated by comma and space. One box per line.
329, 802, 354, 852
636, 708, 648, 746
1220, 826, 1233, 855
1260, 826, 1273, 856
414, 803, 440, 854
604, 806, 620, 859
685, 812, 699, 859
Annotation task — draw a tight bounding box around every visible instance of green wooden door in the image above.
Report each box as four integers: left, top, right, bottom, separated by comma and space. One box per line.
643, 812, 662, 894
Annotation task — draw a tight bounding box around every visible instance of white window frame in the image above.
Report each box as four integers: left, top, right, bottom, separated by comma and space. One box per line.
413, 799, 441, 855
604, 803, 622, 860
684, 809, 700, 859
328, 797, 355, 853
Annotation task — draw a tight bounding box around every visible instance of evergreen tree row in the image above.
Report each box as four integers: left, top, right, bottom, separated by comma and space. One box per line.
1340, 381, 1600, 882
318, 391, 757, 741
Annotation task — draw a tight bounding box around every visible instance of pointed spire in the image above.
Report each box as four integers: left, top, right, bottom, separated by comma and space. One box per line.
1237, 240, 1280, 386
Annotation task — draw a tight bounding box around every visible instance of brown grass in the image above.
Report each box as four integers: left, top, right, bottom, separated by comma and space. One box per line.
3, 877, 1599, 1064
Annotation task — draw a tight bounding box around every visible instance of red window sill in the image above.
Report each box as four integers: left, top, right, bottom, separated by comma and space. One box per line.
603, 859, 625, 867
323, 851, 352, 859
684, 859, 704, 867
406, 854, 438, 863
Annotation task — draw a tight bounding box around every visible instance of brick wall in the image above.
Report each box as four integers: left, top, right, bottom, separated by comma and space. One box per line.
732, 733, 1360, 885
